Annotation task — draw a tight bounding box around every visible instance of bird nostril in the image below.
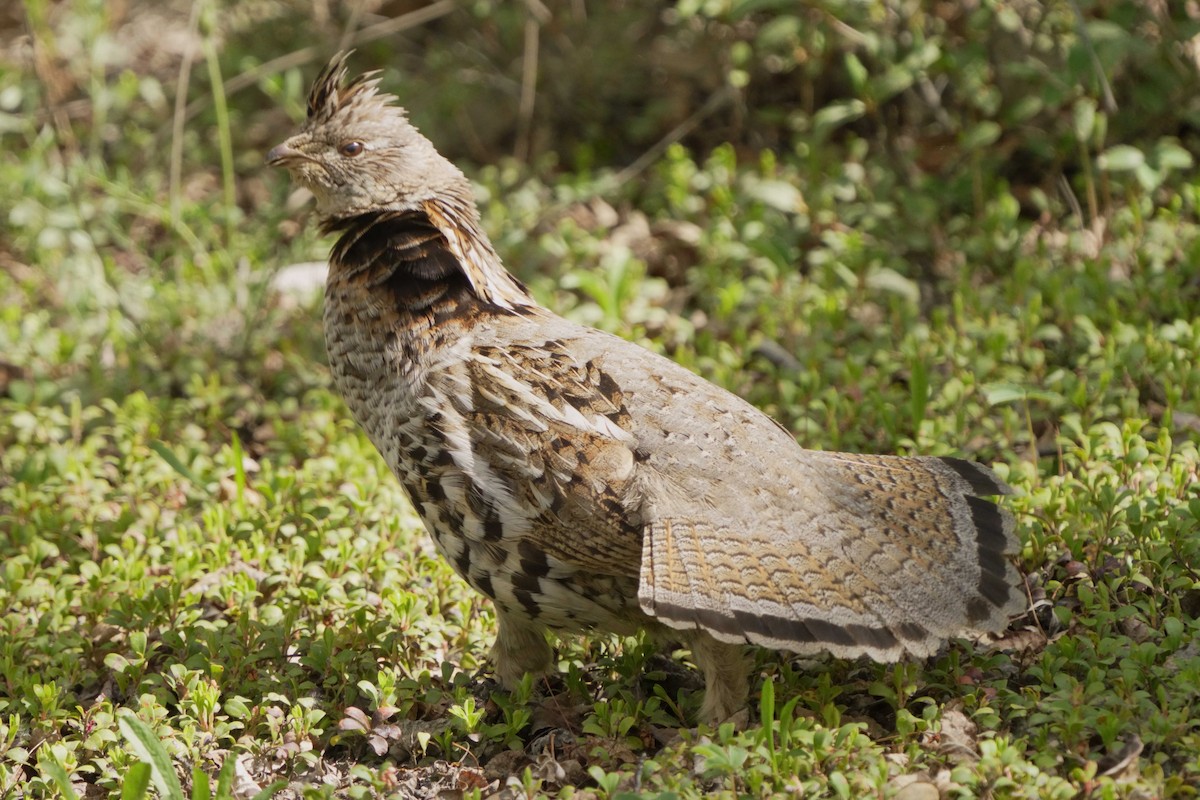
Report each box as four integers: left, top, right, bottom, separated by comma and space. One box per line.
267, 143, 301, 165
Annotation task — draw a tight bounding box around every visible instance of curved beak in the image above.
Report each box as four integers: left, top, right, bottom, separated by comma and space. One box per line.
267, 141, 303, 166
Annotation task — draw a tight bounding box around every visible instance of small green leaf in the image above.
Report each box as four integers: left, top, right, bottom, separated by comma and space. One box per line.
812, 100, 866, 139
828, 770, 851, 798
247, 781, 288, 800
105, 653, 132, 673
982, 383, 1027, 406
961, 121, 1001, 151
1097, 145, 1145, 172
1072, 99, 1096, 142
983, 382, 1066, 407
223, 696, 250, 719
844, 53, 868, 93
1134, 163, 1161, 191
1155, 140, 1193, 172
865, 267, 920, 305
875, 65, 916, 101
742, 177, 804, 213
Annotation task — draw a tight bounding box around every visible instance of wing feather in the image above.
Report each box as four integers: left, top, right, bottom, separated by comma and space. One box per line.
432, 335, 645, 576
549, 325, 1023, 659
432, 316, 1021, 658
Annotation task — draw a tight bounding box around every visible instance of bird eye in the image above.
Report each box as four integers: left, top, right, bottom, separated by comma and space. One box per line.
339, 140, 365, 157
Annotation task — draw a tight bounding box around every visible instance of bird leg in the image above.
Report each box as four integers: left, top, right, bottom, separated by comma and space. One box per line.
686, 631, 751, 726
490, 608, 553, 689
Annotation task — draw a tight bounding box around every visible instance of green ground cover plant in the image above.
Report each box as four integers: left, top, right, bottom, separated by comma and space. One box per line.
1, 0, 1198, 797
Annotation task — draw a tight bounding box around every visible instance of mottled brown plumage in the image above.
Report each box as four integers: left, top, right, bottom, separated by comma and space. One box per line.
269, 53, 1025, 723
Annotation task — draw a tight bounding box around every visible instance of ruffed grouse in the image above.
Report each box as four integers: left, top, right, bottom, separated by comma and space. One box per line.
268, 54, 1024, 723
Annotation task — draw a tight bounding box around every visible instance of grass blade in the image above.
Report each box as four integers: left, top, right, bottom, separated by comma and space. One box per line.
212, 755, 236, 800
191, 764, 211, 800
118, 710, 185, 800
149, 440, 203, 487
121, 763, 152, 800
39, 754, 81, 800
248, 780, 288, 800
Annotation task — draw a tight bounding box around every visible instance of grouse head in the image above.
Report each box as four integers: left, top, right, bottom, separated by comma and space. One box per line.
267, 52, 470, 222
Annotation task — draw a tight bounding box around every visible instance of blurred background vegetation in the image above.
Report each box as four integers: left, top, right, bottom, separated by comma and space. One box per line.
2, 0, 1200, 796
4, 0, 1199, 443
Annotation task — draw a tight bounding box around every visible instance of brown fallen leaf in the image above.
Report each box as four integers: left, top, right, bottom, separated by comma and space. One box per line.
892, 780, 939, 800
933, 703, 979, 764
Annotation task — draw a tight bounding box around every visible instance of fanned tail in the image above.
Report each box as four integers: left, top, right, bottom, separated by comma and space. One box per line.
639, 454, 1023, 660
